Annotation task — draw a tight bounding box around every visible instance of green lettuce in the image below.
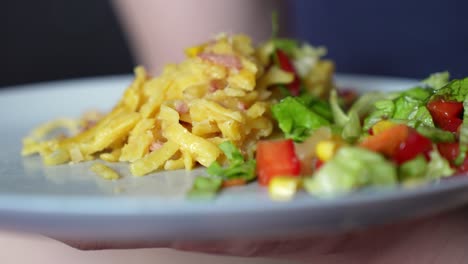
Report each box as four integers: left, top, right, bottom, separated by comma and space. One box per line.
416, 126, 456, 143
433, 78, 468, 102
207, 141, 256, 181
422, 71, 450, 90
188, 141, 256, 199
363, 86, 434, 130
329, 89, 361, 142
399, 155, 428, 182
303, 147, 397, 197
272, 96, 331, 142
426, 149, 455, 180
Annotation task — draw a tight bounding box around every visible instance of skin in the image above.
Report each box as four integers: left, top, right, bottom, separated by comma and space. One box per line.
69, 1, 468, 262
64, 207, 468, 263
112, 0, 283, 74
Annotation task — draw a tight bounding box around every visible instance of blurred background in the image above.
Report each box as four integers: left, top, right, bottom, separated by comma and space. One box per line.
1, 0, 467, 88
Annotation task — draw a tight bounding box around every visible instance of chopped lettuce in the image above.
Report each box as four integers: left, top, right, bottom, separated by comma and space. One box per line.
348, 91, 386, 119
303, 147, 397, 197
272, 96, 331, 142
426, 149, 455, 180
329, 89, 361, 142
299, 94, 334, 121
363, 99, 395, 131
188, 141, 255, 199
416, 126, 456, 143
341, 111, 361, 142
329, 89, 349, 127
187, 177, 222, 199
399, 155, 428, 182
406, 106, 434, 128
422, 71, 450, 90
363, 86, 434, 130
433, 77, 468, 102
272, 39, 299, 55
207, 141, 256, 181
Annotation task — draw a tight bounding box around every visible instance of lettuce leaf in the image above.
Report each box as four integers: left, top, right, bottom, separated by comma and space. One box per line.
329, 89, 361, 142
363, 86, 434, 130
207, 141, 256, 181
433, 78, 468, 102
416, 126, 456, 143
426, 149, 455, 180
272, 96, 331, 142
304, 147, 397, 197
422, 71, 450, 90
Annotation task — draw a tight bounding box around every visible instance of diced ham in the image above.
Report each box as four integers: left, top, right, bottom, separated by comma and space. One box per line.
237, 101, 247, 111
198, 52, 242, 70
149, 141, 164, 152
174, 100, 188, 114
209, 79, 227, 92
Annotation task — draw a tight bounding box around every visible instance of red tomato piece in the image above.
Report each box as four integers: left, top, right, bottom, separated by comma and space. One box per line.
256, 139, 301, 186
393, 130, 433, 165
427, 100, 464, 132
456, 158, 468, 175
313, 158, 324, 170
275, 49, 301, 96
338, 89, 358, 108
359, 124, 410, 157
437, 142, 459, 164
437, 142, 468, 175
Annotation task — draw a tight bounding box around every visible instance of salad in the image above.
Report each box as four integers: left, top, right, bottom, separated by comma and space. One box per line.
193, 66, 468, 200
21, 18, 468, 201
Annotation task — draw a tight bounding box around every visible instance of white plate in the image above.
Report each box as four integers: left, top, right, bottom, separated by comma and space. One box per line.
1, 74, 468, 242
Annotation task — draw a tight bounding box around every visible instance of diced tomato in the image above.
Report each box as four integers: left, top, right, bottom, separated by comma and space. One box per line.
457, 159, 468, 174
338, 89, 358, 108
313, 158, 324, 170
360, 124, 410, 157
427, 100, 463, 133
256, 139, 301, 186
437, 142, 460, 163
437, 142, 468, 175
392, 130, 433, 165
275, 49, 301, 96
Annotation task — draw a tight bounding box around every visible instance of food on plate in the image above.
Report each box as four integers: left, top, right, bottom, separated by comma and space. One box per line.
21, 32, 334, 178
21, 28, 468, 200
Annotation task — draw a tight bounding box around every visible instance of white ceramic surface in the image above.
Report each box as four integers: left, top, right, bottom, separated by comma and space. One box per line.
2, 74, 468, 242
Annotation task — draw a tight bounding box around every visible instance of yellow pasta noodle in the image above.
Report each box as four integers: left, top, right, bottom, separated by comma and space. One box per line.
90, 163, 121, 180
130, 140, 179, 177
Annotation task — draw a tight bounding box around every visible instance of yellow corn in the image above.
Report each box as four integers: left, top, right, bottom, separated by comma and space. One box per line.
372, 120, 397, 135
268, 176, 301, 201
315, 140, 340, 161
185, 45, 204, 57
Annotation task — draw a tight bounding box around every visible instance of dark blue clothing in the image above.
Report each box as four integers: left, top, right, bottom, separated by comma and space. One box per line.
291, 0, 468, 79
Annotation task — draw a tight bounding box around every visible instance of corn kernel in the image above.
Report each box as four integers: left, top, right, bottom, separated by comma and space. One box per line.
268, 176, 300, 201
315, 140, 339, 161
372, 120, 397, 135
185, 45, 204, 58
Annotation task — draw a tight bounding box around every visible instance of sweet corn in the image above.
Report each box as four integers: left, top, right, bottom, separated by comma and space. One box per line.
315, 140, 340, 161
372, 120, 397, 135
185, 45, 204, 57
268, 176, 301, 201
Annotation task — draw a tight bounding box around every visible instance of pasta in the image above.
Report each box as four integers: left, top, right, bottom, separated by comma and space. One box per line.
22, 34, 335, 177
